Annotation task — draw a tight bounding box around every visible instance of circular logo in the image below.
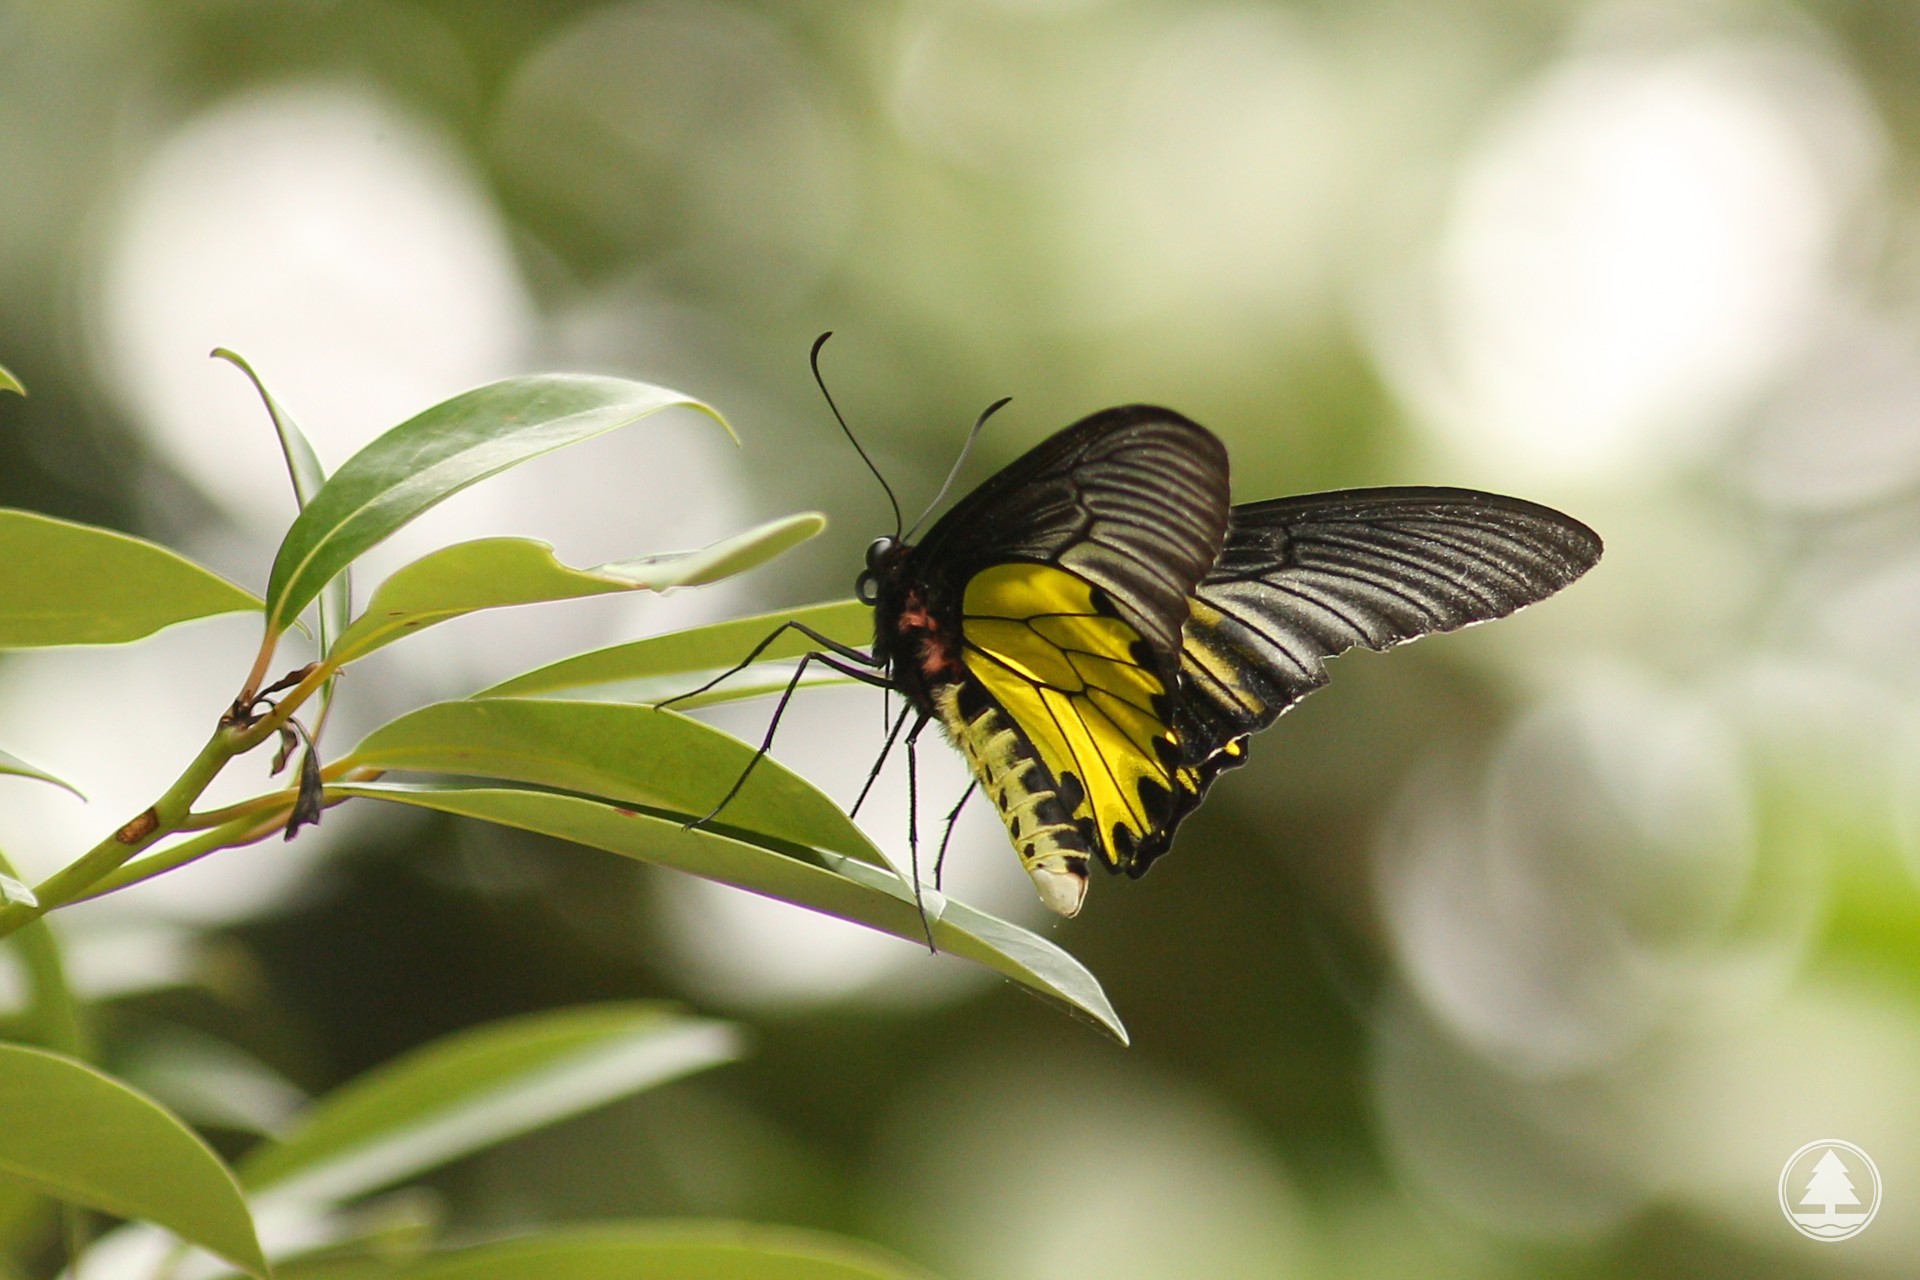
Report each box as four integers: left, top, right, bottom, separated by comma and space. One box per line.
1779, 1140, 1881, 1242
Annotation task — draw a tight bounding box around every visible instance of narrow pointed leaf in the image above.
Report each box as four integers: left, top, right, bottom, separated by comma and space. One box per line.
216, 348, 328, 506
241, 1004, 739, 1206
277, 1222, 940, 1280
0, 510, 260, 648
339, 698, 888, 868
0, 364, 22, 395
0, 746, 83, 800
215, 347, 352, 663
333, 782, 1127, 1041
328, 513, 824, 666
0, 1044, 268, 1277
596, 512, 824, 588
477, 599, 872, 700
264, 375, 728, 636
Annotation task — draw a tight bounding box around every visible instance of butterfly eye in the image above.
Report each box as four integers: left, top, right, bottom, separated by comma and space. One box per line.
855, 570, 881, 605
865, 536, 897, 571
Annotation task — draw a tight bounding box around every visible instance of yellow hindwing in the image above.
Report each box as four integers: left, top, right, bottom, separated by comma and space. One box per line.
960, 562, 1202, 869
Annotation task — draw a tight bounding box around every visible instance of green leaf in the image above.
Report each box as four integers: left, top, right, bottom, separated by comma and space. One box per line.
0, 1044, 267, 1277
215, 347, 352, 665
339, 698, 888, 869
327, 513, 824, 667
0, 747, 83, 800
333, 782, 1128, 1042
278, 1222, 940, 1280
477, 599, 872, 701
241, 1004, 739, 1206
603, 513, 825, 587
263, 375, 729, 638
0, 510, 261, 648
0, 364, 22, 396
214, 348, 326, 507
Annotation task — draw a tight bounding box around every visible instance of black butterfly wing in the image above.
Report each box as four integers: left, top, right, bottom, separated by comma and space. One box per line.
1177, 487, 1604, 760
912, 405, 1231, 656
901, 406, 1232, 905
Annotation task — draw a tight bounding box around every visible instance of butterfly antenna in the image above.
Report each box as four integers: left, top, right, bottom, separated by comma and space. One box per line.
906, 395, 1010, 541
811, 332, 902, 538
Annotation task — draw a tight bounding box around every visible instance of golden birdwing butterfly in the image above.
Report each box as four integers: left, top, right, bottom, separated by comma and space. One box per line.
848, 405, 1603, 917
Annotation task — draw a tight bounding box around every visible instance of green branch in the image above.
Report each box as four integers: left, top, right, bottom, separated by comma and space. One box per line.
0, 657, 340, 940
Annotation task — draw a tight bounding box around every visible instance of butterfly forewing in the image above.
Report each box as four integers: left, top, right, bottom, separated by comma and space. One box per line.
1178, 487, 1604, 750
914, 406, 1231, 657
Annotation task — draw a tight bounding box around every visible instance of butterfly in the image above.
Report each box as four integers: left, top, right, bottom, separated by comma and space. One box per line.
689, 342, 1602, 919
844, 405, 1602, 917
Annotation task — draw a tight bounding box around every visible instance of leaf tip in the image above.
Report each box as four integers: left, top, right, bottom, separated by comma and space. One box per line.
695, 400, 740, 446
209, 347, 255, 380
0, 363, 24, 397
0, 873, 38, 907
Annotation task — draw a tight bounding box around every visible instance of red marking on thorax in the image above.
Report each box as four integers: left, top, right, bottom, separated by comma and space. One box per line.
898, 589, 963, 681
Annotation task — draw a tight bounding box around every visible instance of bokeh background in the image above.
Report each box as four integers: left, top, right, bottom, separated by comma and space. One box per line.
5, 0, 1920, 1276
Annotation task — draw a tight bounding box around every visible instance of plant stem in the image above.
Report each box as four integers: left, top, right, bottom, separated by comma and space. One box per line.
178, 791, 299, 831
0, 657, 339, 940
233, 659, 336, 751
237, 629, 278, 709
79, 810, 290, 900
0, 726, 241, 939
83, 769, 378, 899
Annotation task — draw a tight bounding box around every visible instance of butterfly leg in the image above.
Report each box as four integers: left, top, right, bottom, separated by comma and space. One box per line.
932, 781, 978, 891
904, 713, 936, 952
658, 621, 879, 708
851, 699, 914, 820
688, 649, 892, 830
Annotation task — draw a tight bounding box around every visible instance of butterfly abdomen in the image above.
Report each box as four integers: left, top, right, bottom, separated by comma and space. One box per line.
932, 681, 1092, 917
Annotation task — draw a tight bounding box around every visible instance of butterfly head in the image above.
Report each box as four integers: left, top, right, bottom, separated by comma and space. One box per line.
855, 535, 906, 606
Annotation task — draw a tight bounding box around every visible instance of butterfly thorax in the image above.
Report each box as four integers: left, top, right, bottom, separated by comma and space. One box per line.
868, 546, 969, 714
